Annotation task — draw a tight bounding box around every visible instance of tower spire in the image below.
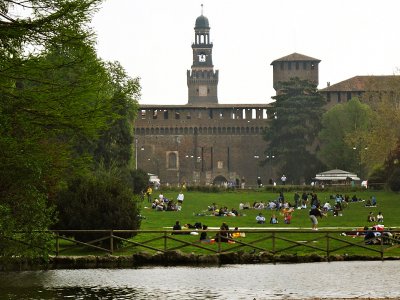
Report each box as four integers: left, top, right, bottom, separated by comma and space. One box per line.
201, 4, 203, 16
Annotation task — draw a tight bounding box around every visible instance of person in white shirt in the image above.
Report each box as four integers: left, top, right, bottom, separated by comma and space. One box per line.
256, 213, 266, 224
177, 192, 184, 204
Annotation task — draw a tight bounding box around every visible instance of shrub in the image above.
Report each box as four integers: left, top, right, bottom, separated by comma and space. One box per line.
130, 168, 149, 194
55, 167, 141, 247
388, 168, 400, 192
368, 167, 387, 190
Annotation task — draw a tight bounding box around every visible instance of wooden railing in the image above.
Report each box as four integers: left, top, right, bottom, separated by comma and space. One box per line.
46, 229, 400, 260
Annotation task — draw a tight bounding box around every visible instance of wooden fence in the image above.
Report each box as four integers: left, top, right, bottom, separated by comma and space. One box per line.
44, 229, 400, 260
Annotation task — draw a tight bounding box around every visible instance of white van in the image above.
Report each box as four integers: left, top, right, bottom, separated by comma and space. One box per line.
148, 173, 160, 188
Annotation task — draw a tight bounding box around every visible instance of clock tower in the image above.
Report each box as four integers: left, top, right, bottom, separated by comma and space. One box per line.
187, 7, 219, 105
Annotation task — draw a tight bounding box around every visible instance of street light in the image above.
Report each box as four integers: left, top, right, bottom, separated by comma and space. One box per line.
135, 138, 144, 170
135, 138, 138, 170
254, 155, 260, 187
266, 153, 275, 184
352, 146, 368, 179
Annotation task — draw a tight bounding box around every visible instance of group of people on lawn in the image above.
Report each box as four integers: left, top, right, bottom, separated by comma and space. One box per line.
172, 221, 240, 244
149, 190, 185, 211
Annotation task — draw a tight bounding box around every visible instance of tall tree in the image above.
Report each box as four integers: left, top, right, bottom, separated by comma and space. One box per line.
263, 77, 326, 184
93, 61, 141, 170
0, 0, 115, 258
318, 98, 372, 178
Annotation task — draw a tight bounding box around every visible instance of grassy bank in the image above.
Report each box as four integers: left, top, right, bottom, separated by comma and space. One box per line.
52, 188, 400, 258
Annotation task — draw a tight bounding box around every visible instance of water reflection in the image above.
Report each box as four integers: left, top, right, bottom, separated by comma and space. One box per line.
0, 261, 400, 299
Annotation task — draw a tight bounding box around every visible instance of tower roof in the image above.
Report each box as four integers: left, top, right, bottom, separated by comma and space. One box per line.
195, 15, 210, 29
270, 52, 321, 65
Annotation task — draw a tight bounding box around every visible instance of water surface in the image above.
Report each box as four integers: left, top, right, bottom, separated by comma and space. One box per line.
0, 261, 399, 299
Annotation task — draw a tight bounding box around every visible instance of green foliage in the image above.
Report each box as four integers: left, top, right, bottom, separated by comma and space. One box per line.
93, 62, 140, 169
55, 165, 142, 245
130, 169, 149, 194
263, 77, 326, 183
368, 167, 387, 190
318, 98, 372, 177
0, 1, 142, 258
387, 168, 400, 192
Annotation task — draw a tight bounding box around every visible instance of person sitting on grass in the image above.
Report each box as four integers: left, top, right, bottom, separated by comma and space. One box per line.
284, 212, 292, 224
199, 225, 214, 244
367, 212, 376, 222
256, 212, 266, 224
376, 212, 384, 223
270, 213, 278, 224
215, 222, 231, 242
172, 220, 182, 234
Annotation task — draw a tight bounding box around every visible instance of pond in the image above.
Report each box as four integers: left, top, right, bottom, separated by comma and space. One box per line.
0, 261, 399, 299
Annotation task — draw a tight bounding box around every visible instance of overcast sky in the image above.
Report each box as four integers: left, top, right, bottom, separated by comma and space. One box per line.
92, 0, 400, 105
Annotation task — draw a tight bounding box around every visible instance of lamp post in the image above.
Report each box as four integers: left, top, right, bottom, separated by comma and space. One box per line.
254, 154, 260, 187
135, 138, 138, 170
266, 153, 275, 185
352, 146, 368, 180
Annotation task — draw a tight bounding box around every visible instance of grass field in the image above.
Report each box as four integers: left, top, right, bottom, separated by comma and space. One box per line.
56, 188, 400, 257
139, 189, 399, 230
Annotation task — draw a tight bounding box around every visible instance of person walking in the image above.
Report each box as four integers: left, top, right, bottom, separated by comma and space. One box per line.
309, 205, 323, 230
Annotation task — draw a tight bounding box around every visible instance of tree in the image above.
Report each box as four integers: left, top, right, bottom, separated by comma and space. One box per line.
0, 0, 113, 258
318, 98, 373, 178
262, 77, 326, 184
93, 62, 141, 169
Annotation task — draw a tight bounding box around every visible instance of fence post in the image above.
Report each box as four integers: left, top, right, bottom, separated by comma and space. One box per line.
272, 231, 275, 254
110, 230, 114, 254
55, 232, 59, 256
164, 231, 167, 252
380, 234, 384, 261
217, 231, 221, 253
326, 232, 330, 261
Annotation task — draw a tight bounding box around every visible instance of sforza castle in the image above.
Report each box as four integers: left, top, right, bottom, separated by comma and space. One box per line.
134, 11, 399, 187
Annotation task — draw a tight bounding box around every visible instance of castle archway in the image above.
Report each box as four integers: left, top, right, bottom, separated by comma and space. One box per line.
213, 175, 228, 186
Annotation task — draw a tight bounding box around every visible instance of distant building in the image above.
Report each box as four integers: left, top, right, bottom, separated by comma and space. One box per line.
319, 75, 400, 109
135, 12, 272, 186
134, 9, 399, 186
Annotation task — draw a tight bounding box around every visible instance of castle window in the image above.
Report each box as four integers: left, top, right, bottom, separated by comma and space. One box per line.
167, 152, 178, 169
280, 62, 284, 70
347, 92, 352, 101
219, 111, 223, 119
164, 110, 169, 119
175, 112, 180, 119
303, 62, 307, 69
209, 109, 213, 119
327, 92, 331, 102
152, 110, 158, 119
337, 92, 342, 103
288, 62, 292, 70
141, 110, 146, 119
311, 63, 315, 70
217, 161, 223, 169
186, 112, 191, 119
296, 62, 299, 70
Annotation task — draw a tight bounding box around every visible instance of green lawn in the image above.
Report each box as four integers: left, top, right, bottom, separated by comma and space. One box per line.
140, 189, 399, 230
55, 189, 400, 257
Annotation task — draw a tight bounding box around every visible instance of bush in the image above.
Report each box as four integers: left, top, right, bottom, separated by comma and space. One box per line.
368, 167, 387, 190
130, 168, 149, 194
55, 168, 141, 246
388, 168, 400, 192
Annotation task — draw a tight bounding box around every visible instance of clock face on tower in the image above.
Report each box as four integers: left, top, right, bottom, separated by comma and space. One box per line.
198, 54, 206, 62
199, 85, 207, 97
